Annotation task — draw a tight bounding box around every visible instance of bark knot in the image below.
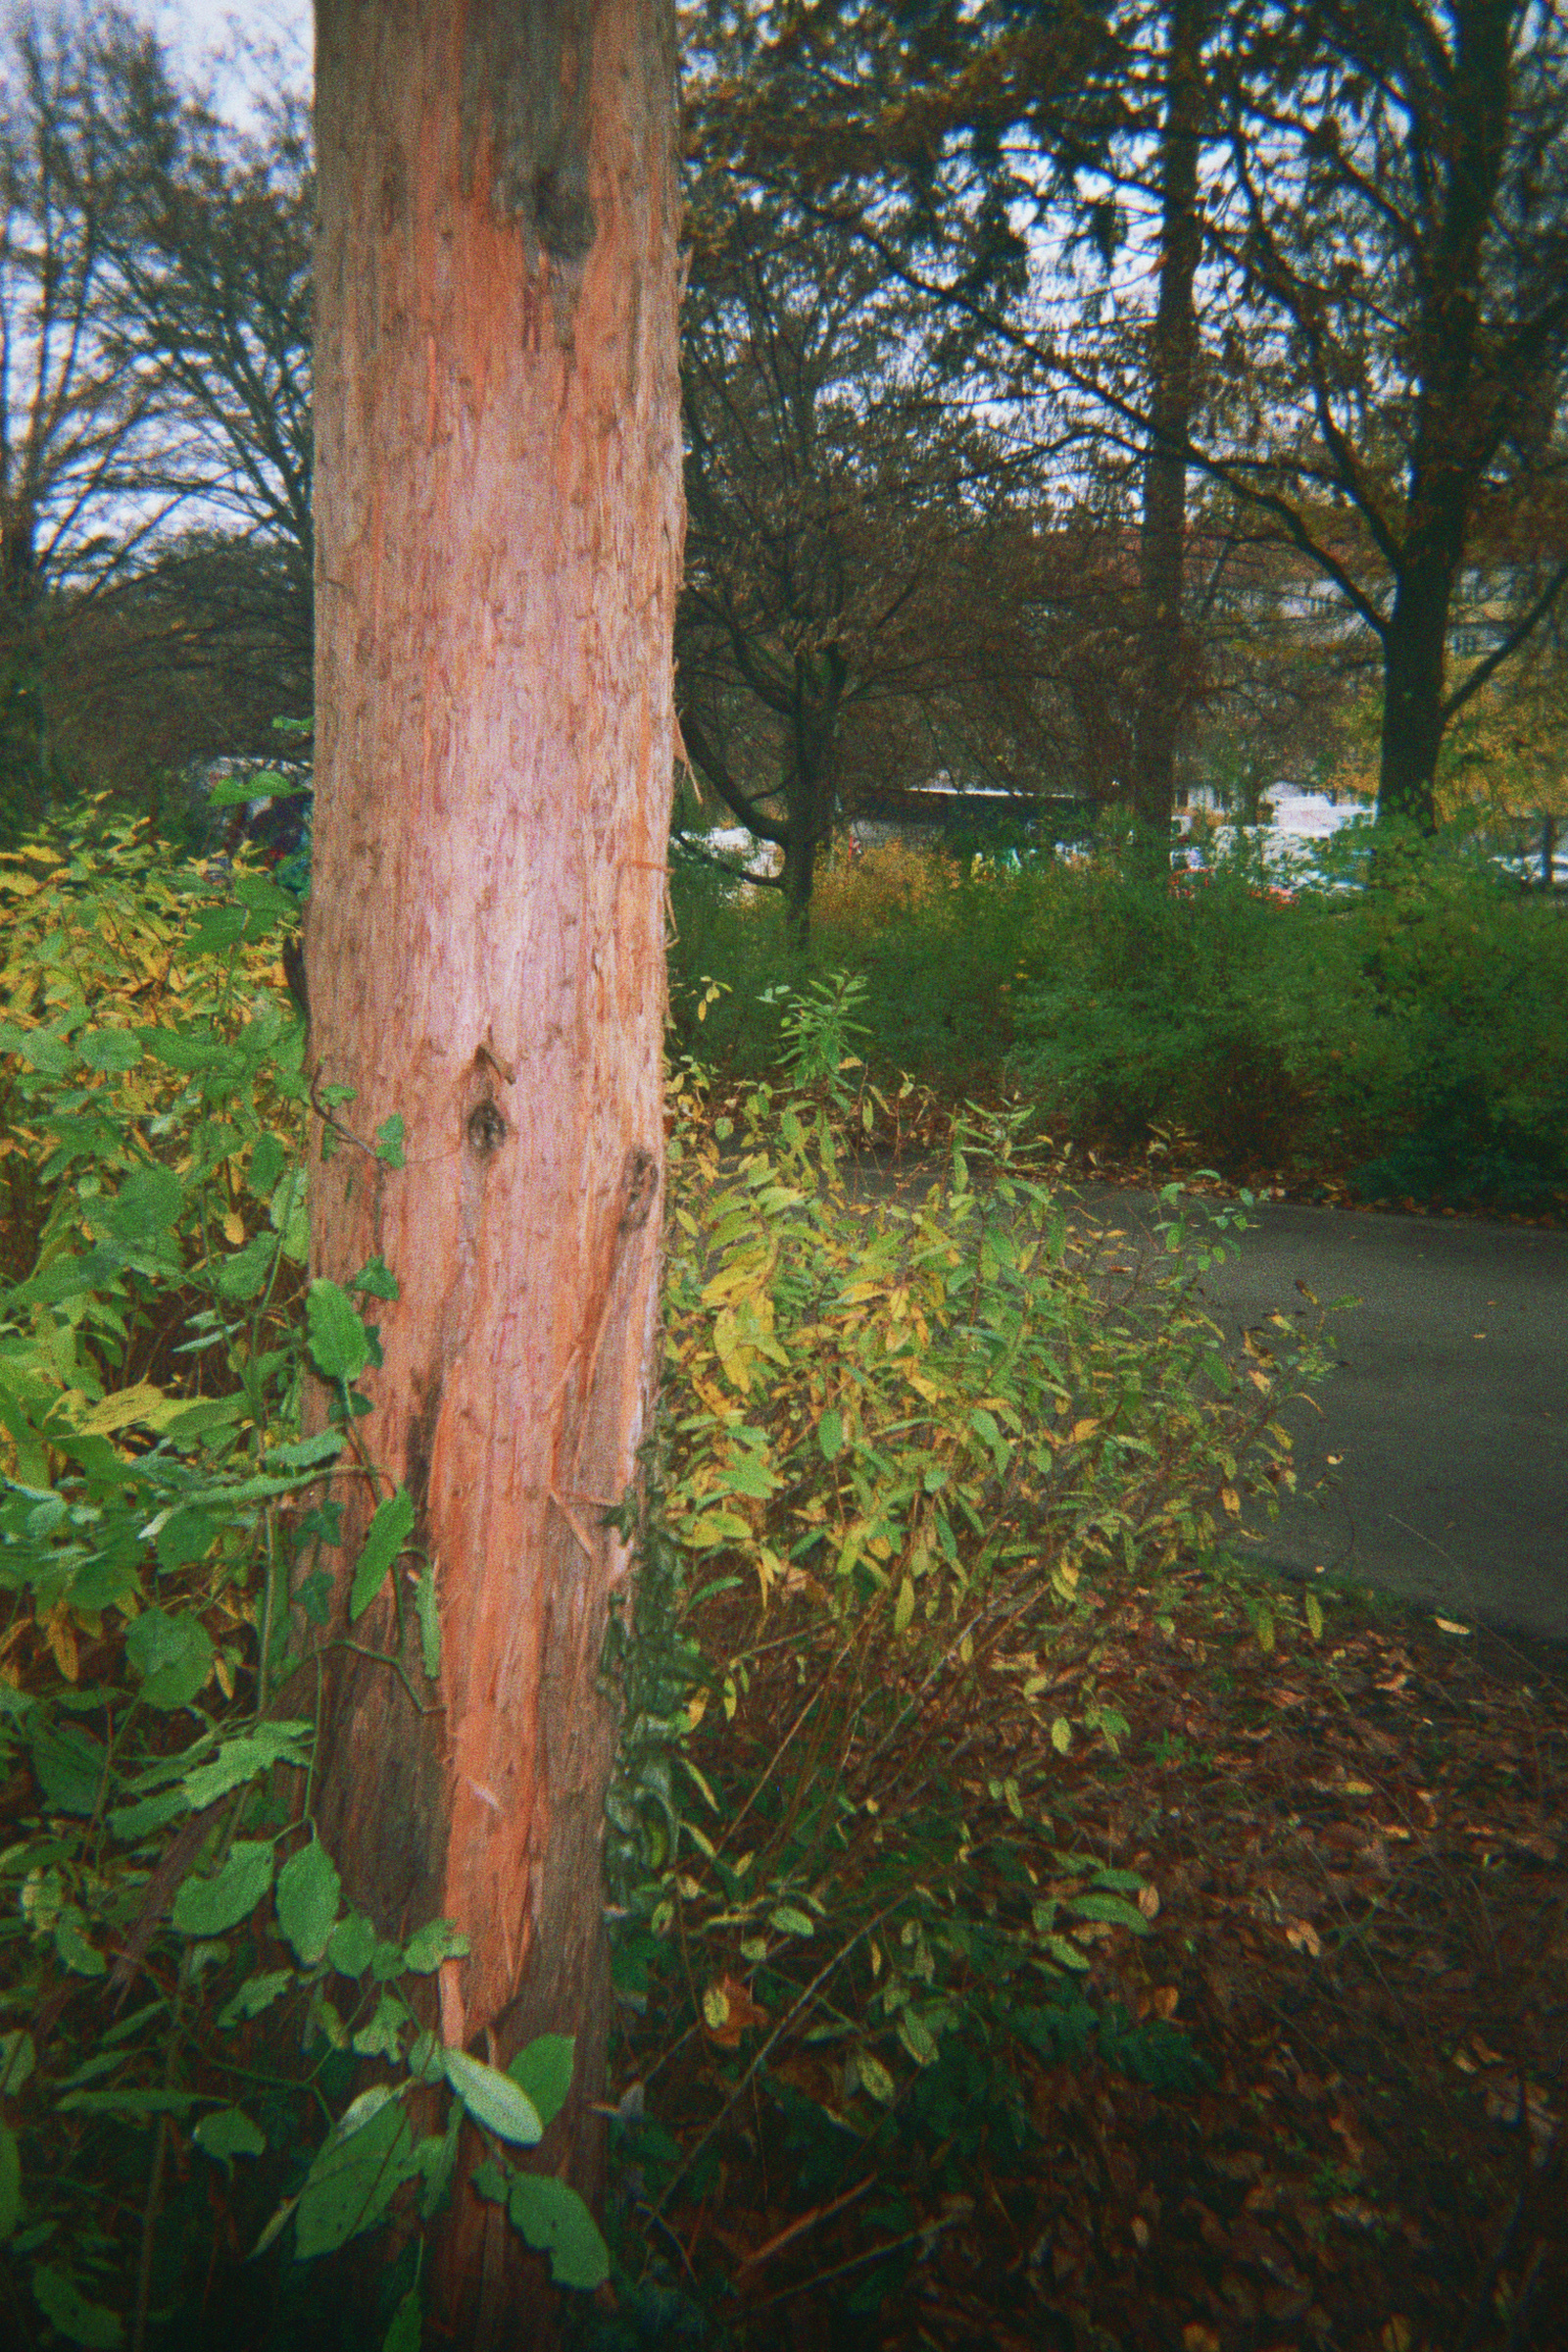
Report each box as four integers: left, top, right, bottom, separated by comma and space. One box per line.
466, 1099, 509, 1155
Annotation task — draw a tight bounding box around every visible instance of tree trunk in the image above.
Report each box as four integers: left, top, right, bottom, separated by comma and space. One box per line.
308, 1, 681, 2337
1130, 0, 1204, 860
780, 665, 842, 951
1379, 555, 1455, 832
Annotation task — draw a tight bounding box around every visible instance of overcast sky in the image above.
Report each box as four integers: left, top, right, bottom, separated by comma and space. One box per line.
151, 0, 312, 117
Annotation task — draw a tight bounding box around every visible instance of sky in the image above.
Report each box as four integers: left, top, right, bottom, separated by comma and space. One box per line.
152, 0, 312, 119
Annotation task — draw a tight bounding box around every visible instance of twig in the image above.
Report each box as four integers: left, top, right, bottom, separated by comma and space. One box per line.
735, 2174, 877, 2274
652, 1901, 904, 2218
743, 2214, 960, 2315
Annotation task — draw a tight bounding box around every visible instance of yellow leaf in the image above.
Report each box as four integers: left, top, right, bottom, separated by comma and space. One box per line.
43, 1601, 78, 1684
74, 1382, 181, 1436
1304, 1592, 1324, 1640
1051, 1716, 1072, 1755
1286, 1918, 1323, 1958
1220, 1485, 1241, 1515
1070, 1418, 1099, 1446
222, 1210, 246, 1246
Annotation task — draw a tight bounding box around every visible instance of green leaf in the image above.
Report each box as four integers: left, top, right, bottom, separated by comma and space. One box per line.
0, 2123, 20, 2242
125, 1607, 213, 1710
192, 2108, 268, 2166
508, 2035, 574, 2132
1066, 1891, 1151, 1936
327, 1911, 377, 1980
349, 1490, 416, 1622
399, 1918, 469, 1975
185, 906, 249, 957
294, 2096, 413, 2261
207, 768, 308, 806
353, 1255, 400, 1300
352, 1992, 409, 2062
181, 1725, 312, 1809
306, 1279, 372, 1382
441, 2048, 543, 2146
382, 2288, 422, 2352
1304, 1590, 1324, 1641
266, 1430, 346, 1472
817, 1408, 844, 1461
102, 1164, 182, 1244
897, 2009, 939, 2067
217, 1971, 293, 2029
767, 1905, 814, 1938
161, 1398, 246, 1445
28, 1720, 105, 1815
0, 2032, 35, 2097
893, 1578, 914, 1638
250, 1132, 287, 1195
414, 1563, 440, 1680
506, 2175, 610, 2290
373, 1115, 406, 1170
76, 1030, 142, 1074
217, 1233, 278, 1301
55, 2088, 197, 2119
172, 1840, 275, 1936
32, 2266, 123, 2349
55, 1913, 106, 1977
417, 2099, 463, 2222
276, 1838, 342, 1966
854, 2049, 897, 2105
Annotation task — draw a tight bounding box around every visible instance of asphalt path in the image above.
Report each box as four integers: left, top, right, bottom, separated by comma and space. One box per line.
851, 1167, 1568, 1640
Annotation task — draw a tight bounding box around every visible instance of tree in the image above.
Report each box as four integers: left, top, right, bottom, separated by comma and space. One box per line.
1210, 0, 1568, 831
676, 148, 1058, 942
103, 62, 315, 696
0, 7, 183, 816
698, 0, 1568, 840
305, 1, 681, 2337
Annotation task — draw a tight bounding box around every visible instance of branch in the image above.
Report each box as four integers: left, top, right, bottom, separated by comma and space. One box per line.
1442, 559, 1568, 723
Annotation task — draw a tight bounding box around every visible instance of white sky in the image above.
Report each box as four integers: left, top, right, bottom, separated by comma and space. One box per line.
151, 0, 312, 118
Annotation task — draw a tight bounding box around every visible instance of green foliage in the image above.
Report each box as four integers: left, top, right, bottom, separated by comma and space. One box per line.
0, 805, 607, 2345
596, 994, 1338, 2322
671, 828, 1568, 1207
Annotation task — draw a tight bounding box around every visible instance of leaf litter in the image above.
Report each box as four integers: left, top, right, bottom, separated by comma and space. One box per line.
611, 1571, 1568, 2349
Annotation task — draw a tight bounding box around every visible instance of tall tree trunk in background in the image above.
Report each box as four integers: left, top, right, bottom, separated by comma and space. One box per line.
308, 1, 681, 2338
1130, 0, 1204, 858
1378, 552, 1455, 833
781, 658, 843, 950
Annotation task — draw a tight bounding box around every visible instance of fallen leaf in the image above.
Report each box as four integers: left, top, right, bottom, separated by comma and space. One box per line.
1136, 1883, 1160, 1920
701, 1974, 768, 2048
1152, 1985, 1179, 2019
1285, 1919, 1322, 1958
1435, 1617, 1472, 1636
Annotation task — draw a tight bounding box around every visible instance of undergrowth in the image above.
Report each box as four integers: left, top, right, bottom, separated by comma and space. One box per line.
0, 800, 1345, 2348
668, 827, 1568, 1212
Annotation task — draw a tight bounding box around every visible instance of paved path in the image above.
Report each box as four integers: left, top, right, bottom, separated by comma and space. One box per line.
857, 1166, 1568, 1639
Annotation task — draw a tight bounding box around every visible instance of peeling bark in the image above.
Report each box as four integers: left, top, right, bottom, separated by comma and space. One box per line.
308, 1, 681, 2333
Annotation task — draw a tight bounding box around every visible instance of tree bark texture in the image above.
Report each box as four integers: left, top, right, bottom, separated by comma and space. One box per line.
1130, 0, 1204, 855
308, 0, 680, 2329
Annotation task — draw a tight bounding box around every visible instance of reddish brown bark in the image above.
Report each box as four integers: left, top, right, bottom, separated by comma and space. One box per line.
307, 0, 681, 2333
